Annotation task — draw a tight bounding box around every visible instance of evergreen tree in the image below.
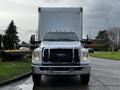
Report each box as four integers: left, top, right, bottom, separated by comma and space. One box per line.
3, 20, 20, 49
96, 30, 109, 39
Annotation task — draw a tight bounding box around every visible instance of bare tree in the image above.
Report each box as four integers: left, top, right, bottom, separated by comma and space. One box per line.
108, 27, 120, 51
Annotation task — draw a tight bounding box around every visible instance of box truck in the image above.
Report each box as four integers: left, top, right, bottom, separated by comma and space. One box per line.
31, 7, 91, 84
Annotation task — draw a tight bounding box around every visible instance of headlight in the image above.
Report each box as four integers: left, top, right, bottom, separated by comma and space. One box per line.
82, 52, 89, 61
32, 52, 41, 63
81, 48, 90, 64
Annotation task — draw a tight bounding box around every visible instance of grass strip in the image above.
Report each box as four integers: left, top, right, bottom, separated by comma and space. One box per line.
0, 60, 31, 82
91, 51, 120, 60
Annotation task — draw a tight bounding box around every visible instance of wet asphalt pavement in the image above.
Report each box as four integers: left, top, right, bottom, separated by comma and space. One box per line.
1, 57, 120, 90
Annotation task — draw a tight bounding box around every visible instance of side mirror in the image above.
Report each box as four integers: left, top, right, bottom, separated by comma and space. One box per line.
81, 39, 92, 44
30, 35, 35, 44
81, 35, 92, 44
30, 35, 41, 44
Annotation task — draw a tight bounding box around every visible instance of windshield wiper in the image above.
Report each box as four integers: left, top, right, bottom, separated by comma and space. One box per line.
57, 39, 75, 41
44, 39, 77, 41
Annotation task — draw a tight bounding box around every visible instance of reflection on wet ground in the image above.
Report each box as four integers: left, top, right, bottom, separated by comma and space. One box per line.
33, 76, 89, 90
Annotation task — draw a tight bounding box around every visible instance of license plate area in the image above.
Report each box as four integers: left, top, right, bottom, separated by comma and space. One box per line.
40, 67, 82, 71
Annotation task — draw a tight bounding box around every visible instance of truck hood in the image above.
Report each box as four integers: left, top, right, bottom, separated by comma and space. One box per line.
40, 41, 81, 49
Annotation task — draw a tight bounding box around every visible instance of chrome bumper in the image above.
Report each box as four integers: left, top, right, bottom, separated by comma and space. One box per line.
32, 64, 91, 75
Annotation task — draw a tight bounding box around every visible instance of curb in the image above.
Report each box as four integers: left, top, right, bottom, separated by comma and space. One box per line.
0, 72, 32, 87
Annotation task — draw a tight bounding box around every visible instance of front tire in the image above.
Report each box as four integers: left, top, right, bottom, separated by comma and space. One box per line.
32, 74, 41, 85
80, 74, 90, 84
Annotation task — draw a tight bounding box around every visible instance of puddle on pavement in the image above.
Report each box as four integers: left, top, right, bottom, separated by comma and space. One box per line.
16, 85, 33, 90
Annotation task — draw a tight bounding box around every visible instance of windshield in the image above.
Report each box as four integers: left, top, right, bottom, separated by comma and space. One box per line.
43, 32, 79, 41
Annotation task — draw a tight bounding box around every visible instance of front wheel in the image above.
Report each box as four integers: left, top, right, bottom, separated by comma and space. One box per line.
32, 74, 41, 85
80, 74, 90, 84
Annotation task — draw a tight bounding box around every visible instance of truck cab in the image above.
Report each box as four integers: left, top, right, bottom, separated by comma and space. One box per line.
31, 7, 91, 85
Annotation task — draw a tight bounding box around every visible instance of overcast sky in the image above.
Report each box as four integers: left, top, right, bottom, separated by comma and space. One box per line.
0, 0, 120, 42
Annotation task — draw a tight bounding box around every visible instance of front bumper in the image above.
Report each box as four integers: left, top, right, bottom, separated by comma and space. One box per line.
32, 64, 91, 75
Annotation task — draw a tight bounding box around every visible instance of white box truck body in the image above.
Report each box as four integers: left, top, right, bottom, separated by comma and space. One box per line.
31, 7, 91, 85
38, 7, 83, 41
